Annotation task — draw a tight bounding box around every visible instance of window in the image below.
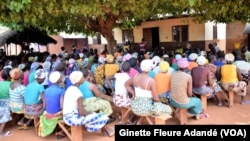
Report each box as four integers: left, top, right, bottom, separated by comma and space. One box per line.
97, 33, 101, 44
213, 25, 217, 39
172, 25, 188, 42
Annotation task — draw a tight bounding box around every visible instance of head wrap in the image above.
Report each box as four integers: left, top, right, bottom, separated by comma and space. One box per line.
225, 53, 235, 62
35, 69, 46, 79
106, 54, 114, 63
123, 53, 132, 62
177, 58, 189, 69
152, 56, 161, 65
159, 61, 170, 72
69, 71, 83, 84
49, 71, 61, 83
82, 58, 89, 68
98, 57, 106, 64
189, 53, 198, 61
10, 68, 23, 80
140, 59, 153, 72
197, 55, 207, 66
175, 54, 182, 61
79, 53, 84, 58
68, 58, 75, 68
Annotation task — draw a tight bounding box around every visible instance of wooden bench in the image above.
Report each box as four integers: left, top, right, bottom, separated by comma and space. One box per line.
100, 94, 172, 125
100, 94, 132, 124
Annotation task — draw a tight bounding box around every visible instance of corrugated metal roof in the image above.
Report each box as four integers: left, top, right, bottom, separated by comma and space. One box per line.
0, 30, 17, 47
59, 32, 86, 39
243, 23, 250, 34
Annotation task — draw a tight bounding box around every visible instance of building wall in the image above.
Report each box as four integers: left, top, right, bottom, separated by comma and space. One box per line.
132, 17, 206, 51
133, 17, 205, 43
226, 21, 247, 53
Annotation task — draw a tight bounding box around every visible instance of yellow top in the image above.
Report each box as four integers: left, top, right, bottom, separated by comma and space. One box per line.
221, 64, 238, 83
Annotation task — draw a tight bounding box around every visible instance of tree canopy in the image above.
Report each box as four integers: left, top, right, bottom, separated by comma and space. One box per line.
0, 0, 249, 54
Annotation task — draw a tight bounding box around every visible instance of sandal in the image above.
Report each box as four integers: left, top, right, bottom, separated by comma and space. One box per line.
0, 131, 13, 137
55, 132, 66, 140
217, 102, 223, 107
195, 113, 210, 120
18, 125, 29, 130
241, 100, 250, 105
17, 121, 24, 126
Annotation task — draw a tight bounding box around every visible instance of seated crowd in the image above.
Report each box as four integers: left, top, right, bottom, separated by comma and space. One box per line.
0, 44, 249, 139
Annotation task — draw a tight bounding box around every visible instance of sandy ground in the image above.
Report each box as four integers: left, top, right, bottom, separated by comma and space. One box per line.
2, 89, 250, 141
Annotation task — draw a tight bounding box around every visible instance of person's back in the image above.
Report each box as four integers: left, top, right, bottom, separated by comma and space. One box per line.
154, 61, 170, 96
191, 66, 210, 88
125, 59, 172, 117
170, 71, 190, 104
221, 64, 238, 83
44, 84, 64, 114
169, 58, 207, 119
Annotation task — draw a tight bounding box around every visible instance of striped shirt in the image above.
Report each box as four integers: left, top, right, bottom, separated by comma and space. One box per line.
170, 71, 191, 104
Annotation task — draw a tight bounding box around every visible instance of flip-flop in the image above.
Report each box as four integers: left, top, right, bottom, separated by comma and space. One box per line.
0, 131, 13, 137
241, 100, 250, 105
55, 131, 66, 140
195, 113, 210, 120
18, 125, 29, 130
17, 122, 24, 126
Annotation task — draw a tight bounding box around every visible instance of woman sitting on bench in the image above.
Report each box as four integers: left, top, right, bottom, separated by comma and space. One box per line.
125, 59, 172, 124
63, 71, 114, 137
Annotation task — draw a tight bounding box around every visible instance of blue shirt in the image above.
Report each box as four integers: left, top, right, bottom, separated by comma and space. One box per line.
28, 71, 36, 84
91, 63, 98, 75
79, 81, 94, 99
24, 81, 44, 105
44, 85, 65, 114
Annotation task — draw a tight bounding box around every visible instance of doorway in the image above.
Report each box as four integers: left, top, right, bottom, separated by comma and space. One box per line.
143, 27, 159, 51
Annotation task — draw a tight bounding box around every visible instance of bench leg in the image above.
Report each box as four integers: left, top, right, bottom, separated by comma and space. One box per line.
179, 109, 187, 125
228, 91, 234, 107
58, 121, 72, 141
200, 95, 207, 111
71, 126, 83, 141
154, 117, 165, 125
121, 108, 131, 124
136, 117, 145, 125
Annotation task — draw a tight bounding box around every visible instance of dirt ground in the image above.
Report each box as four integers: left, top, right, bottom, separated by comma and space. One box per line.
2, 88, 250, 141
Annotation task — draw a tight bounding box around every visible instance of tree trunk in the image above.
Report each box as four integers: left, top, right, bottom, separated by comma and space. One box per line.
102, 31, 116, 54
88, 15, 117, 55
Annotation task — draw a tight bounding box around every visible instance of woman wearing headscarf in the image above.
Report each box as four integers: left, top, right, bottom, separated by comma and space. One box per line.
154, 61, 171, 103
38, 71, 66, 138
9, 68, 32, 129
125, 59, 172, 124
0, 68, 12, 137
42, 56, 52, 89
191, 55, 223, 107
170, 58, 206, 119
220, 53, 249, 105
103, 54, 119, 93
63, 71, 113, 136
24, 69, 46, 118
79, 69, 114, 122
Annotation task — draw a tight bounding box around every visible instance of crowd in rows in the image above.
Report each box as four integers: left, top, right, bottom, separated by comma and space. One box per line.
0, 43, 250, 138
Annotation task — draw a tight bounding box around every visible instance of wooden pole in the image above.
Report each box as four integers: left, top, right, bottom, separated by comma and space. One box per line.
15, 44, 17, 56
38, 44, 40, 52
